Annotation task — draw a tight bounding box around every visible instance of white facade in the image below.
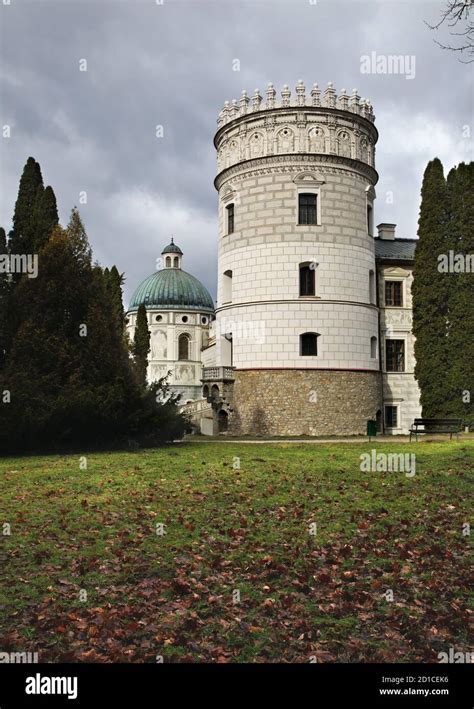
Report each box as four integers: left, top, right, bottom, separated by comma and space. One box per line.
378, 255, 421, 434
126, 308, 211, 402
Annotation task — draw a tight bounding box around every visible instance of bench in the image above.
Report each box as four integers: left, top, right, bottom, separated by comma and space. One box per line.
409, 418, 463, 442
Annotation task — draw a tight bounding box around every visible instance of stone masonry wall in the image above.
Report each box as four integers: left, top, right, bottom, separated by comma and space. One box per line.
229, 369, 382, 436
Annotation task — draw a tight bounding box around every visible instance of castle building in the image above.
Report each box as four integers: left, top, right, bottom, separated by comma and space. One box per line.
126, 240, 215, 403
127, 81, 421, 436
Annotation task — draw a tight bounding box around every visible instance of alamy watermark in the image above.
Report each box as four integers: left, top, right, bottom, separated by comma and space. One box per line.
0, 650, 38, 663
360, 52, 416, 80
437, 251, 474, 273
0, 254, 38, 278
216, 316, 266, 345
437, 647, 474, 663
360, 449, 416, 477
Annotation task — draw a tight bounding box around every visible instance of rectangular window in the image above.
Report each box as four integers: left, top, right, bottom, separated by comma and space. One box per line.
300, 333, 318, 356
367, 204, 373, 236
298, 193, 317, 225
299, 265, 315, 296
226, 204, 234, 234
385, 280, 403, 307
385, 405, 398, 428
385, 339, 405, 372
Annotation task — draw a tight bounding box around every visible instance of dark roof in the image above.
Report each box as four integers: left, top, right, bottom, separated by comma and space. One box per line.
162, 240, 183, 255
375, 238, 417, 261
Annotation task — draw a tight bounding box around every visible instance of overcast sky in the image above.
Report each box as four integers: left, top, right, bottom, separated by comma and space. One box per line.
1, 0, 472, 306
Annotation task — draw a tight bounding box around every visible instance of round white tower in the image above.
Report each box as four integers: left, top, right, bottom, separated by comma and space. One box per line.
211, 81, 382, 435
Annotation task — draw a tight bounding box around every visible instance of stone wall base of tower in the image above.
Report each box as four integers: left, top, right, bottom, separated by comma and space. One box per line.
228, 369, 382, 437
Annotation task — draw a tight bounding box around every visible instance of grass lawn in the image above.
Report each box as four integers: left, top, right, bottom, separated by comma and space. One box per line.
0, 440, 472, 663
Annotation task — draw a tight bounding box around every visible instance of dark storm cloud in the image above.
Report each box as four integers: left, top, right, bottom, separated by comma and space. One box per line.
1, 0, 472, 304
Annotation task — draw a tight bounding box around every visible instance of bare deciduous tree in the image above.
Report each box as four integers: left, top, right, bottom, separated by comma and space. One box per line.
426, 1, 474, 62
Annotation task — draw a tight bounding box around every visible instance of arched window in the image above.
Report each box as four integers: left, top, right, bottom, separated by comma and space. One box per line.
203, 385, 210, 399
300, 332, 319, 356
299, 262, 315, 296
371, 336, 378, 358
165, 256, 171, 268
178, 333, 190, 360
226, 203, 234, 234
174, 256, 179, 268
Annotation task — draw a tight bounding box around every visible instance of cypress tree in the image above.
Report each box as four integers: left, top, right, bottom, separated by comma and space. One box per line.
445, 162, 474, 427
0, 227, 9, 369
132, 304, 150, 388
33, 185, 59, 251
412, 158, 451, 417
8, 157, 44, 255
104, 265, 126, 341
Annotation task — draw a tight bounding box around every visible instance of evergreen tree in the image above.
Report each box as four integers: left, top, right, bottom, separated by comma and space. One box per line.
33, 185, 59, 252
0, 214, 185, 452
445, 162, 474, 427
8, 157, 58, 258
104, 265, 126, 341
66, 207, 92, 266
132, 303, 150, 388
0, 227, 9, 369
412, 158, 451, 417
8, 157, 44, 255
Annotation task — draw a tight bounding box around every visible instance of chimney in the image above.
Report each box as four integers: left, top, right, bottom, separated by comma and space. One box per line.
377, 223, 396, 240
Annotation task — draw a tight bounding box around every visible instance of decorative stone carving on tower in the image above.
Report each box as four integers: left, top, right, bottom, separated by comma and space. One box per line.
215, 81, 376, 171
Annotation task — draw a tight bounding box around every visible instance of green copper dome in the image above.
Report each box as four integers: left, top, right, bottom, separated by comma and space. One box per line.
129, 268, 215, 314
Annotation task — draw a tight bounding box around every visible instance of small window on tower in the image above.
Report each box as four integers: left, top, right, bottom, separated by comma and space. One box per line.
367, 203, 373, 236
226, 203, 234, 234
173, 256, 179, 267
299, 263, 315, 296
165, 256, 171, 268
298, 193, 317, 225
300, 332, 319, 356
370, 336, 378, 358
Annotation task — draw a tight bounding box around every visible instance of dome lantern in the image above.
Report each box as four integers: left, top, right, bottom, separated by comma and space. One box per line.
161, 237, 183, 269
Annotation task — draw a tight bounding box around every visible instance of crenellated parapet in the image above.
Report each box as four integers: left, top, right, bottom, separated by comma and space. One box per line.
215, 81, 378, 174
217, 81, 375, 126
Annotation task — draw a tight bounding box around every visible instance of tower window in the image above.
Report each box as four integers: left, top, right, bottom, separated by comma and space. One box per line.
222, 270, 232, 303
385, 339, 405, 372
298, 193, 317, 225
165, 256, 171, 268
178, 333, 190, 361
299, 263, 315, 296
367, 203, 373, 236
370, 336, 378, 358
226, 203, 234, 234
300, 332, 319, 356
369, 269, 375, 304
174, 256, 179, 268
385, 281, 403, 307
